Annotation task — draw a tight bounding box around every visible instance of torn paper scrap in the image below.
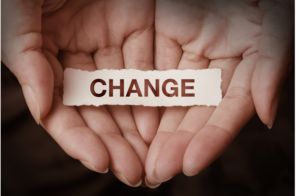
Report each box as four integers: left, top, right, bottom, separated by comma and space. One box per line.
63, 68, 222, 107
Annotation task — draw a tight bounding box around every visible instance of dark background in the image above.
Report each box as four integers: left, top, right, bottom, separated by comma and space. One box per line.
2, 62, 294, 196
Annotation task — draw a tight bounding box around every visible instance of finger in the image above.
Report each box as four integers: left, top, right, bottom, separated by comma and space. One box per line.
2, 0, 53, 123
151, 0, 210, 174
106, 106, 148, 168
252, 4, 293, 128
41, 95, 109, 173
131, 106, 159, 145
153, 31, 186, 141
0, 1, 53, 124
156, 51, 210, 132
155, 49, 211, 136
153, 57, 241, 182
155, 33, 183, 70
146, 45, 210, 186
145, 107, 188, 187
93, 40, 149, 186
60, 51, 143, 186
78, 106, 143, 187
104, 0, 157, 154
45, 43, 112, 174
183, 53, 259, 176
123, 26, 159, 145
20, 51, 54, 124
93, 44, 149, 162
142, 31, 183, 173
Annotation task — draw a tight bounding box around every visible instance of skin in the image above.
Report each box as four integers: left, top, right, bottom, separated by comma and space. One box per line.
145, 0, 293, 188
2, 0, 293, 189
2, 0, 159, 187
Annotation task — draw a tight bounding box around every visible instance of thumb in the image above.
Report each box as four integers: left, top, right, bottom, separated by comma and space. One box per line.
3, 52, 54, 124
2, 0, 54, 124
252, 3, 293, 128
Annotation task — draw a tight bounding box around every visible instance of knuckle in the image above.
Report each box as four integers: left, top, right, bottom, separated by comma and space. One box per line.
225, 86, 252, 103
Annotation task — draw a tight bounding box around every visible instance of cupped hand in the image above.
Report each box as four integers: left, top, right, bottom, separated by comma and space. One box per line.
2, 0, 159, 187
145, 0, 293, 188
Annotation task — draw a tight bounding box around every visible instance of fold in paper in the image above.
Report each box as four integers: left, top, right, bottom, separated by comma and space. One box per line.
63, 68, 222, 107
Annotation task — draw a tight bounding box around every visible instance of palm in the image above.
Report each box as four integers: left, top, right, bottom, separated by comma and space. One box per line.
145, 0, 293, 187
156, 0, 262, 59
33, 0, 158, 185
3, 0, 293, 189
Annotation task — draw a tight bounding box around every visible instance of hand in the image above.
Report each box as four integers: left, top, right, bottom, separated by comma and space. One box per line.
145, 0, 293, 187
2, 0, 159, 187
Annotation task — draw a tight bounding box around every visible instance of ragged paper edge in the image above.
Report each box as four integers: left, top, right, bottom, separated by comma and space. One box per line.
63, 68, 223, 107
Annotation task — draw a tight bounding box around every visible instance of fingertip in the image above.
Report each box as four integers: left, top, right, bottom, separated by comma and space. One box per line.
22, 85, 41, 124
112, 170, 142, 187
182, 169, 197, 177
267, 124, 273, 129
252, 87, 280, 128
251, 56, 287, 129
152, 168, 160, 182
152, 168, 173, 183
81, 160, 109, 174
17, 51, 54, 121
182, 156, 199, 177
183, 150, 199, 177
145, 175, 161, 189
36, 63, 54, 120
88, 150, 110, 173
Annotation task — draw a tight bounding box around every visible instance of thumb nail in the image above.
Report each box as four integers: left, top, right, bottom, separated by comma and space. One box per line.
268, 94, 280, 129
22, 85, 40, 125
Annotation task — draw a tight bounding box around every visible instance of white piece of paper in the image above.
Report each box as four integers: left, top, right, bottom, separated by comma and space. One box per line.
63, 68, 222, 107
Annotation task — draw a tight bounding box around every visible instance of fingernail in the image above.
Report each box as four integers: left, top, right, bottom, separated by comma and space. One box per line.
145, 176, 161, 189
268, 94, 280, 130
153, 168, 173, 183
113, 171, 142, 187
267, 123, 273, 129
183, 169, 197, 177
22, 85, 40, 125
81, 161, 108, 174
